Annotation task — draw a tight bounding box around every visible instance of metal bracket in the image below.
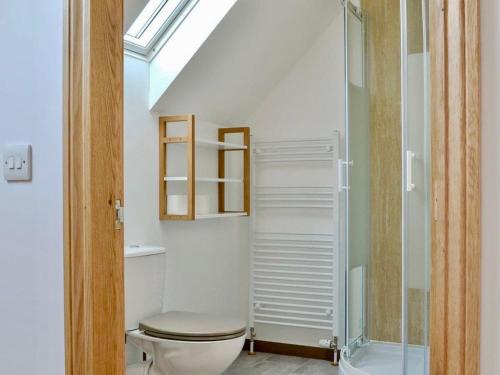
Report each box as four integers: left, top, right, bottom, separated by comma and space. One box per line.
115, 199, 124, 229
248, 327, 257, 356
332, 336, 339, 366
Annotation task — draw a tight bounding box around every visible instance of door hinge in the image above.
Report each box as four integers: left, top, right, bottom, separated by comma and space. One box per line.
115, 199, 124, 230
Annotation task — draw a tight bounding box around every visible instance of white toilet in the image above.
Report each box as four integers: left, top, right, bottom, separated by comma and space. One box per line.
125, 245, 247, 375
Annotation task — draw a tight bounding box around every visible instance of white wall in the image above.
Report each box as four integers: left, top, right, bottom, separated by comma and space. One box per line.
125, 4, 344, 352
153, 0, 340, 123
0, 2, 65, 374
249, 14, 345, 346
124, 54, 249, 350
123, 55, 166, 364
480, 1, 500, 374
125, 56, 166, 246
250, 15, 344, 142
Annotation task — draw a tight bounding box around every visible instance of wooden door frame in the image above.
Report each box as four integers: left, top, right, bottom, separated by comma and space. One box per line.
64, 0, 125, 374
63, 1, 481, 374
430, 1, 481, 374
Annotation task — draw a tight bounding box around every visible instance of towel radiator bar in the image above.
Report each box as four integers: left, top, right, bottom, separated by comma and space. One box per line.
249, 134, 341, 338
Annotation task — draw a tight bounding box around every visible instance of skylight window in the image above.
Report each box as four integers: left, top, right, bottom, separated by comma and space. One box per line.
125, 0, 196, 57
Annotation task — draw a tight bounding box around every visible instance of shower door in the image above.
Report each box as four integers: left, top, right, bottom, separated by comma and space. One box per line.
401, 0, 430, 373
342, 0, 430, 374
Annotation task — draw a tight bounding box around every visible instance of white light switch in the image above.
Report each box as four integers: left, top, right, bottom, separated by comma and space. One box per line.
3, 144, 32, 181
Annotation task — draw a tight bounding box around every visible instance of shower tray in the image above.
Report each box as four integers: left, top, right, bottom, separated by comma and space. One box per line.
339, 342, 426, 375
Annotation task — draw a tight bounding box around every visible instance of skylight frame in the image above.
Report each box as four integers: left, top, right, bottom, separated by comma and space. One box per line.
124, 0, 196, 58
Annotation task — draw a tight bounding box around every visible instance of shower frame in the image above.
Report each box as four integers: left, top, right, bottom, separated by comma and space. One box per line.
342, 0, 481, 374
62, 1, 482, 375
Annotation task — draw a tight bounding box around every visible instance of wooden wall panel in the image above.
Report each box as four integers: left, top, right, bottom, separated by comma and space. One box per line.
363, 0, 427, 345
463, 2, 481, 375
363, 0, 403, 344
65, 0, 125, 374
445, 2, 467, 373
429, 0, 447, 371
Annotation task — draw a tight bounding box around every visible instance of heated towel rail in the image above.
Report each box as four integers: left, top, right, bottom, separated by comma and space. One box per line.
250, 134, 341, 338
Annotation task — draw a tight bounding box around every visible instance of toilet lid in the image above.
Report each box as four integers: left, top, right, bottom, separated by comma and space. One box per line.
139, 311, 247, 342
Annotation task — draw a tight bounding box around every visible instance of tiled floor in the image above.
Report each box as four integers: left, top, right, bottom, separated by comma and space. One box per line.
223, 351, 339, 375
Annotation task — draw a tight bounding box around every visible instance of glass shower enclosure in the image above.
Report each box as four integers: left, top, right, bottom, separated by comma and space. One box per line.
339, 1, 430, 374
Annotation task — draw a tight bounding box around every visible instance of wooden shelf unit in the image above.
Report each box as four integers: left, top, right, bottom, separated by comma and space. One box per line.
218, 127, 251, 216
159, 115, 250, 220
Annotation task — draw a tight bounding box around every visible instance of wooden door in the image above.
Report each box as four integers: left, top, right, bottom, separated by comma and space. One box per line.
64, 0, 125, 374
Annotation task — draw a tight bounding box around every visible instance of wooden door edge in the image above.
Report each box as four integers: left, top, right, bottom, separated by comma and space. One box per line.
64, 0, 125, 374
430, 1, 481, 374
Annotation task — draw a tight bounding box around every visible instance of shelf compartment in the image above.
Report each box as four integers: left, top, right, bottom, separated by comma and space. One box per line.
164, 176, 243, 183
159, 115, 250, 221
218, 127, 251, 215
159, 115, 195, 220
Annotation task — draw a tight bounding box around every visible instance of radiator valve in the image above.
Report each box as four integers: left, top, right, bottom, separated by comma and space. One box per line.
248, 327, 257, 356
319, 336, 339, 366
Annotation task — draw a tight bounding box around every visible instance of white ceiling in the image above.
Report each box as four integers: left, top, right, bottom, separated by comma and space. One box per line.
151, 0, 341, 124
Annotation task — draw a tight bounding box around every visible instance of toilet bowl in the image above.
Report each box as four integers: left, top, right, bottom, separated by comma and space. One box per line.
125, 246, 247, 375
126, 311, 246, 375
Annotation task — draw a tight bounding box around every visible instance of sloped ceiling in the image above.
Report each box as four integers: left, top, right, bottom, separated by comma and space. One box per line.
152, 0, 341, 124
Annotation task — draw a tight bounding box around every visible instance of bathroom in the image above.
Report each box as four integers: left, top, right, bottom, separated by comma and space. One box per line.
123, 0, 429, 374
2, 0, 498, 374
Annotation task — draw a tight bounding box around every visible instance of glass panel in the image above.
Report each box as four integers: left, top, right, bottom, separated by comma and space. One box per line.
345, 0, 406, 372
344, 2, 370, 357
361, 0, 403, 352
403, 0, 430, 374
124, 0, 193, 54
343, 1, 430, 373
126, 0, 168, 38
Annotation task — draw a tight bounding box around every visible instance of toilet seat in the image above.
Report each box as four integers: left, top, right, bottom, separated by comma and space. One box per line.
139, 311, 247, 342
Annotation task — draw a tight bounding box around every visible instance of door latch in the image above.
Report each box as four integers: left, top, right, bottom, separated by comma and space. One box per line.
115, 199, 124, 229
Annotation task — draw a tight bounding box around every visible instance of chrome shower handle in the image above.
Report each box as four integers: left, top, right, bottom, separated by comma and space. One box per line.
338, 159, 354, 192
406, 150, 416, 192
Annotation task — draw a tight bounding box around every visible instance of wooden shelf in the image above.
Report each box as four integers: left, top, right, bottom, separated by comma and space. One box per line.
161, 138, 248, 150
164, 176, 243, 183
196, 139, 247, 150
196, 212, 248, 219
159, 114, 250, 221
